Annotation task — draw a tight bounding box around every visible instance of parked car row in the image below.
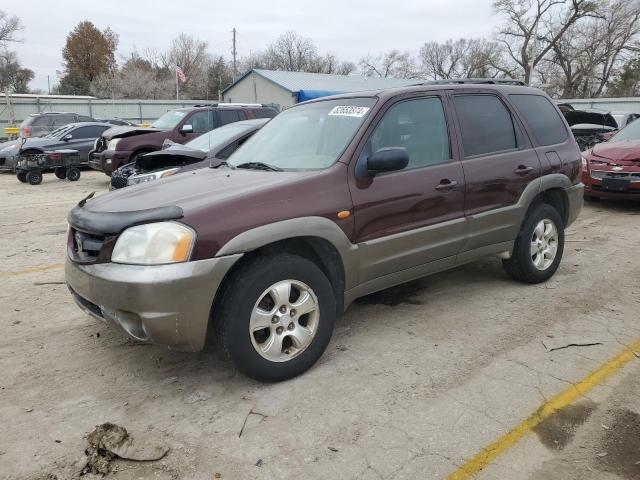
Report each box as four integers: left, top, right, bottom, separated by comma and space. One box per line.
65, 81, 584, 381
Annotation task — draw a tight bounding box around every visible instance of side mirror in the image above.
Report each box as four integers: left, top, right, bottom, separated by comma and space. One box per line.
367, 147, 409, 174
180, 124, 193, 134
62, 134, 73, 141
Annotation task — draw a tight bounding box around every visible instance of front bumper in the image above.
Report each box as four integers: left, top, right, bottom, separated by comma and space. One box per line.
0, 153, 18, 172
65, 255, 242, 351
90, 150, 132, 175
582, 172, 640, 200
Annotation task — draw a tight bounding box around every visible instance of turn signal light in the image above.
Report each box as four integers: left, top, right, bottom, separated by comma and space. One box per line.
337, 210, 351, 219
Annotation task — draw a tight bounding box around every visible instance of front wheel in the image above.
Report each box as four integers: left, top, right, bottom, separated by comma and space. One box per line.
16, 171, 27, 183
54, 167, 67, 179
218, 254, 336, 382
503, 203, 564, 283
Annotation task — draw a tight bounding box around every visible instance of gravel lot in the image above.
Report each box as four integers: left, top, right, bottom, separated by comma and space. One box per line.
1, 170, 639, 480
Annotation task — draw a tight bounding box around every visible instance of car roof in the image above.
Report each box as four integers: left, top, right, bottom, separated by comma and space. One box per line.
298, 83, 545, 105
61, 122, 114, 128
29, 111, 81, 116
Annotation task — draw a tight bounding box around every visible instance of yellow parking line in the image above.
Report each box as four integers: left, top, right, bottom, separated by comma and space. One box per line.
0, 263, 64, 277
448, 339, 640, 480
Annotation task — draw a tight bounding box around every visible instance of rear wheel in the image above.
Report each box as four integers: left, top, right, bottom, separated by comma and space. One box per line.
66, 167, 81, 181
26, 170, 43, 185
502, 203, 564, 283
16, 171, 27, 183
218, 254, 336, 382
54, 167, 67, 179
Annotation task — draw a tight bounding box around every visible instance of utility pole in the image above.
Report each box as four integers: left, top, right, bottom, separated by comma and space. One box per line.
232, 28, 238, 82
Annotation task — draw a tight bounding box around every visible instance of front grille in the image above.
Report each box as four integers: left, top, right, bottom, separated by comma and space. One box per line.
72, 229, 106, 263
110, 175, 128, 189
591, 170, 640, 181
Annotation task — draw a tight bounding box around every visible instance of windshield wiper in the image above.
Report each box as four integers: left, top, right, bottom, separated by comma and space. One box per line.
235, 162, 282, 171
210, 159, 235, 169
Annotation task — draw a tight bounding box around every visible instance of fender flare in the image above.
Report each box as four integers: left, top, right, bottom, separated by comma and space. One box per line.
215, 216, 359, 289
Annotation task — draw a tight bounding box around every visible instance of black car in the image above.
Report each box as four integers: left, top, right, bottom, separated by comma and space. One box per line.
110, 118, 269, 189
0, 122, 113, 172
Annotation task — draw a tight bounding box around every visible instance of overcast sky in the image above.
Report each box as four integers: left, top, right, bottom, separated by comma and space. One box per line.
9, 0, 498, 92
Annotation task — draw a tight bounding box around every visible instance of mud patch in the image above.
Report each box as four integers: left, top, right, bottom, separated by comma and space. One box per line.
356, 279, 428, 306
533, 400, 597, 450
596, 408, 640, 480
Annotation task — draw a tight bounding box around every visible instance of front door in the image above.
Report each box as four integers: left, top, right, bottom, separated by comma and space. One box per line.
349, 95, 466, 284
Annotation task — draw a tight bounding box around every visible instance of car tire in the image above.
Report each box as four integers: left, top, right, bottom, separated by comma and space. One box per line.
16, 171, 27, 183
26, 170, 43, 185
66, 167, 81, 181
217, 253, 336, 382
502, 203, 565, 284
54, 167, 67, 179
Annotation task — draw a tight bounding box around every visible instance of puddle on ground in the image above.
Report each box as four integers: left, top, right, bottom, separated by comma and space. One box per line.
596, 408, 640, 480
355, 279, 428, 306
533, 400, 597, 450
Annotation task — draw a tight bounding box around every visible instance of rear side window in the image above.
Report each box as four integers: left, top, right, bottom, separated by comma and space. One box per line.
51, 115, 76, 127
253, 108, 276, 119
454, 95, 517, 156
509, 94, 568, 146
217, 110, 241, 126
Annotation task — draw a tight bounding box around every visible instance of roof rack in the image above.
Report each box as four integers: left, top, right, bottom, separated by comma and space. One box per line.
414, 78, 528, 86
191, 103, 265, 108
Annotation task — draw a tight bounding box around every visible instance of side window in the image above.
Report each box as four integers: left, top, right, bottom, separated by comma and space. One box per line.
77, 115, 94, 122
71, 126, 109, 139
253, 108, 276, 119
454, 95, 517, 156
51, 115, 75, 127
187, 111, 212, 134
509, 94, 568, 146
368, 97, 451, 170
217, 110, 241, 126
31, 116, 52, 126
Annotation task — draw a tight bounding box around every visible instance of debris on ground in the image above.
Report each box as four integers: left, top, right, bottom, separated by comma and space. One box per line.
80, 423, 169, 476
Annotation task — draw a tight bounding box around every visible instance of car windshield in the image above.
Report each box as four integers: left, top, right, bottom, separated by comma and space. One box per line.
228, 98, 376, 170
185, 123, 252, 153
45, 125, 75, 139
151, 110, 187, 129
611, 118, 640, 142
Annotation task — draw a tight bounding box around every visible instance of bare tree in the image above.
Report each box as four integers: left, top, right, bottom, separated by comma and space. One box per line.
0, 10, 22, 47
419, 38, 507, 79
360, 50, 419, 78
494, 0, 599, 83
262, 31, 318, 71
160, 34, 209, 97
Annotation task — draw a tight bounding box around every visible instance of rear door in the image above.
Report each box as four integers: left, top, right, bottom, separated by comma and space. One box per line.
349, 93, 466, 284
450, 91, 540, 252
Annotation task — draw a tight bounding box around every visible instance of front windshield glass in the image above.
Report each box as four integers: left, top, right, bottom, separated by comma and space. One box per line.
185, 123, 251, 152
46, 125, 74, 139
611, 118, 640, 142
151, 110, 187, 129
228, 98, 376, 170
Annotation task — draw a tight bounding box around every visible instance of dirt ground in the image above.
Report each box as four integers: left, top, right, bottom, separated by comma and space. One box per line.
1, 170, 639, 480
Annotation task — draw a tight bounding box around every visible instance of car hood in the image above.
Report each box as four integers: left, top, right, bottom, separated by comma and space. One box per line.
141, 146, 207, 163
19, 137, 62, 149
591, 140, 640, 164
564, 110, 617, 129
82, 167, 310, 216
102, 125, 163, 140
0, 139, 20, 152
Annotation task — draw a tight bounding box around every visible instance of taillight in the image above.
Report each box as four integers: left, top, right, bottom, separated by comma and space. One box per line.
23, 127, 32, 137
48, 153, 62, 161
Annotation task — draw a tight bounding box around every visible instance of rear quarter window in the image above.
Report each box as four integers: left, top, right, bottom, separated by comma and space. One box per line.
509, 94, 568, 146
21, 116, 50, 127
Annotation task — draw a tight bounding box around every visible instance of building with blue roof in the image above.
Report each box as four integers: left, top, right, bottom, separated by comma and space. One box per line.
221, 69, 415, 109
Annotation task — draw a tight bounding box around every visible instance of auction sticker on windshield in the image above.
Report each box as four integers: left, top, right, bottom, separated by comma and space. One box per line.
328, 106, 370, 117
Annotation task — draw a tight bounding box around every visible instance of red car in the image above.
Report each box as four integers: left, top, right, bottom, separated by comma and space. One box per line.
582, 119, 640, 200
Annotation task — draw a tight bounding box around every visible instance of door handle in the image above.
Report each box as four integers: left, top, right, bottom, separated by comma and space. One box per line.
435, 179, 458, 191
514, 165, 534, 175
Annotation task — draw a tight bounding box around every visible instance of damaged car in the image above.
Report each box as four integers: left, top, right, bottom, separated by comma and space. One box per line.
563, 108, 618, 151
582, 118, 640, 200
109, 118, 269, 189
89, 104, 277, 176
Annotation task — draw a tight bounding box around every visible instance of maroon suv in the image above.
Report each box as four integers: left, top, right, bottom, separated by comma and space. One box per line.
66, 82, 583, 381
89, 104, 276, 175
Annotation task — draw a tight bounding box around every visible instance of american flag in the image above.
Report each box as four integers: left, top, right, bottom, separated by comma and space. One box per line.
176, 65, 186, 83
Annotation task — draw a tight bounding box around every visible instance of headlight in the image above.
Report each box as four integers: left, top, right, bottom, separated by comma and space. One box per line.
111, 222, 195, 265
128, 168, 180, 185
107, 138, 121, 150
581, 153, 589, 172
